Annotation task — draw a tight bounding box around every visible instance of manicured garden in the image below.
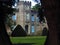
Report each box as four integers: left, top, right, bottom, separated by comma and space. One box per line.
10, 36, 46, 45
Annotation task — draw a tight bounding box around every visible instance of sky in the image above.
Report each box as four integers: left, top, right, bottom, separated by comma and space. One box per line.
12, 15, 16, 21
25, 0, 37, 7
19, 0, 37, 7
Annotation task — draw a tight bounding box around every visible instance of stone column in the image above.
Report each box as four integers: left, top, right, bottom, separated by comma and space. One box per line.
28, 24, 31, 35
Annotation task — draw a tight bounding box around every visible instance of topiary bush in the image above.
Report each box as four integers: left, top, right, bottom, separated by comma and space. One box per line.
11, 25, 27, 37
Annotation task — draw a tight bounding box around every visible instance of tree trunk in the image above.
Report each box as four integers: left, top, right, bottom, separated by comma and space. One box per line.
0, 14, 12, 45
41, 0, 60, 45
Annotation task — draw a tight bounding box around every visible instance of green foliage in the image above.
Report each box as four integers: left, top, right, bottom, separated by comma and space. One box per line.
32, 3, 44, 22
32, 4, 41, 11
5, 14, 16, 30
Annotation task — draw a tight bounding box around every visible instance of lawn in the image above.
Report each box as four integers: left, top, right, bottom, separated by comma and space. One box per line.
10, 36, 46, 45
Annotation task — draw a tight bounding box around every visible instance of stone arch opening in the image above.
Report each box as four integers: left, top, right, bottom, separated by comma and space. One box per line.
42, 27, 48, 36
25, 25, 28, 33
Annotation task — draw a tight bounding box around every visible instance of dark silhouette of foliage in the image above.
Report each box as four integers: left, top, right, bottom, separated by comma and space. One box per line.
0, 0, 16, 45
0, 1, 14, 14
11, 25, 27, 37
0, 17, 12, 45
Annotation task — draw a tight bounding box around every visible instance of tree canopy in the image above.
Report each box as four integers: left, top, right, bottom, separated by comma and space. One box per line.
32, 3, 41, 11
32, 3, 44, 22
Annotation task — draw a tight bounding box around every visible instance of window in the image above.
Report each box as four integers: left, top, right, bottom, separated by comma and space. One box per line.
26, 13, 30, 21
36, 17, 39, 22
31, 15, 35, 22
27, 6, 30, 10
31, 25, 35, 33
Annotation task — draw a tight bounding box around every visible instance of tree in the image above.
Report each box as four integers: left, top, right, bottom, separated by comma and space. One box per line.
34, 0, 60, 45
0, 0, 16, 45
5, 14, 16, 31
32, 4, 41, 11
32, 3, 44, 22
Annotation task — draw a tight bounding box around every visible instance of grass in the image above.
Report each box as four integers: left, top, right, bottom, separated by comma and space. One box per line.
10, 36, 47, 45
